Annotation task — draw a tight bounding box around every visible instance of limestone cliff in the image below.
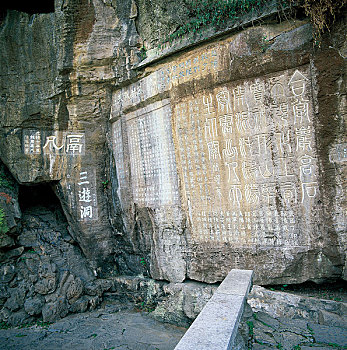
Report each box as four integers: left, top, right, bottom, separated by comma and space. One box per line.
0, 0, 346, 325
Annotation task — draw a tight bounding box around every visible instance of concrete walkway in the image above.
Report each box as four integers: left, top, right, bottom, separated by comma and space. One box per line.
0, 302, 187, 350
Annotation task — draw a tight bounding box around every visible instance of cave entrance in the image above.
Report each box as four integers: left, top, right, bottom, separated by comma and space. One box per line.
19, 182, 61, 212
18, 182, 69, 234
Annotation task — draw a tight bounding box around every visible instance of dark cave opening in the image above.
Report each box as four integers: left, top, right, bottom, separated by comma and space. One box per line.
18, 182, 71, 243
19, 182, 61, 212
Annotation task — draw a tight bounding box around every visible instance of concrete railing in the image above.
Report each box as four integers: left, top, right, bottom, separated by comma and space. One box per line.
174, 269, 253, 350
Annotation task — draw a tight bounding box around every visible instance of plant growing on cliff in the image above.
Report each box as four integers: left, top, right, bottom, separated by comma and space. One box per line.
0, 321, 10, 330
139, 46, 147, 60
260, 34, 271, 52
247, 320, 254, 335
163, 0, 291, 44
298, 0, 346, 45
0, 207, 8, 234
102, 180, 109, 189
140, 257, 147, 267
0, 168, 13, 190
163, 0, 345, 47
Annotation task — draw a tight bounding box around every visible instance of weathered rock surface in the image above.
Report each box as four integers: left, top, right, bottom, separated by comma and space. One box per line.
241, 286, 347, 349
0, 301, 187, 350
0, 169, 116, 324
152, 281, 217, 327
0, 0, 346, 328
248, 285, 347, 328
110, 11, 346, 284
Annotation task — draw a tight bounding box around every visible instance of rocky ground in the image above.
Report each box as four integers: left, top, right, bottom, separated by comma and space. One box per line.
0, 300, 187, 350
245, 311, 347, 350
244, 286, 347, 350
0, 289, 346, 350
265, 282, 347, 303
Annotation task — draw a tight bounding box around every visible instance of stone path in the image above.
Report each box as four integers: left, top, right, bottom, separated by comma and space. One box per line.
247, 311, 347, 350
0, 302, 187, 350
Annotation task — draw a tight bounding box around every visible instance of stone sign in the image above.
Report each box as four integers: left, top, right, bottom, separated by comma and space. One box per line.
112, 100, 180, 209
22, 130, 86, 156
66, 168, 99, 222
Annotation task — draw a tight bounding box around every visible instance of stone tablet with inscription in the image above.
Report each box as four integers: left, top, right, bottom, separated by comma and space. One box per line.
111, 29, 345, 284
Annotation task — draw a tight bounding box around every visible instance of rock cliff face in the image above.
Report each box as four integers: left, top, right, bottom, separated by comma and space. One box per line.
0, 0, 346, 323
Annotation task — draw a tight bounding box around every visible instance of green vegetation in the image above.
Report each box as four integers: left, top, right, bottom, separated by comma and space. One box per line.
164, 0, 278, 44
138, 300, 156, 312
102, 180, 109, 189
162, 0, 345, 47
0, 321, 10, 330
253, 312, 274, 328
301, 0, 346, 44
0, 207, 8, 235
247, 320, 254, 335
139, 46, 147, 60
0, 166, 14, 191
1, 319, 52, 330
280, 284, 288, 291
140, 257, 147, 267
307, 324, 314, 335
324, 343, 344, 349
260, 34, 271, 52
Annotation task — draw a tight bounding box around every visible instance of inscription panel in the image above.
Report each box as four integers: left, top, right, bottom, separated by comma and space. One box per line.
66, 168, 98, 222
22, 130, 86, 156
122, 100, 180, 208
172, 67, 319, 246
110, 44, 222, 119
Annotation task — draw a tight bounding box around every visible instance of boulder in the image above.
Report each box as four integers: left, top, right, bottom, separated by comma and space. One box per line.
152, 281, 216, 327
85, 279, 113, 297
3, 286, 27, 311
66, 277, 84, 304
24, 296, 45, 316
0, 234, 14, 248
0, 264, 16, 284
7, 310, 34, 327
42, 297, 68, 323
69, 296, 89, 314
34, 277, 57, 295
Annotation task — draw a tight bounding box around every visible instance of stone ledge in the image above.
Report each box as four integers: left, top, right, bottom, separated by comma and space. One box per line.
174, 269, 253, 350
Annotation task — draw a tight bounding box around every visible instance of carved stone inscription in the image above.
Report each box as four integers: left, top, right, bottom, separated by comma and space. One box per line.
124, 100, 179, 208
173, 67, 319, 246
157, 47, 219, 90
110, 44, 222, 119
66, 168, 98, 222
22, 130, 86, 156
